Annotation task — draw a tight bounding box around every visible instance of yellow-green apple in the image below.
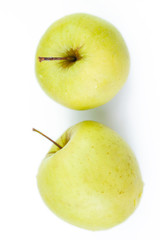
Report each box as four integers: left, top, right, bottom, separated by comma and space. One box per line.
35, 13, 130, 110
33, 121, 143, 230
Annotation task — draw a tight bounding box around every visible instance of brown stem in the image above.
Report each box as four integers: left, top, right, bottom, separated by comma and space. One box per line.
38, 56, 76, 62
32, 128, 62, 149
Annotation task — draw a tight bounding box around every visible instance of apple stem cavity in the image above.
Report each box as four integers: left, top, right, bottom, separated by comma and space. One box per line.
32, 128, 62, 149
38, 56, 76, 62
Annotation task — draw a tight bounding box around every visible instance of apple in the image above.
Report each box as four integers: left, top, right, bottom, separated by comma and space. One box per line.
33, 121, 143, 230
35, 13, 130, 110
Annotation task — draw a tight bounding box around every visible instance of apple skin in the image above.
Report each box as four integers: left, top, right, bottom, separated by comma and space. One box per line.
37, 121, 143, 230
35, 13, 130, 110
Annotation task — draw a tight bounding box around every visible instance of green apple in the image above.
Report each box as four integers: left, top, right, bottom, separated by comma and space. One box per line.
35, 13, 130, 110
34, 121, 143, 230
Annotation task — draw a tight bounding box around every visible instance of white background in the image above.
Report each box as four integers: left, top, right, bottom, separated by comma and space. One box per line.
0, 0, 160, 239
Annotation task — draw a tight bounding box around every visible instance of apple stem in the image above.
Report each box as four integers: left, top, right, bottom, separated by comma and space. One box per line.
38, 56, 76, 62
32, 128, 62, 149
